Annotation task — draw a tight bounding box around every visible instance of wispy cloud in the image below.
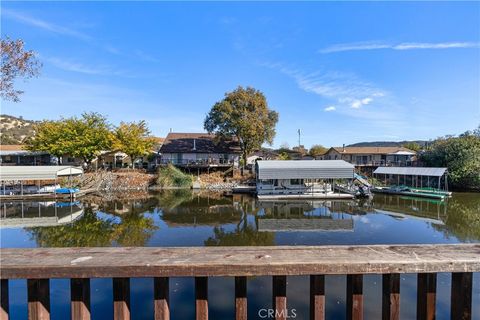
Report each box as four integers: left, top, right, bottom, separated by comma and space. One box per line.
324, 106, 336, 112
319, 41, 480, 53
44, 57, 123, 76
3, 8, 92, 41
134, 50, 161, 63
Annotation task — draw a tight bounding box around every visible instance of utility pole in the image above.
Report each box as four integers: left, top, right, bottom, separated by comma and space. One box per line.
297, 129, 301, 147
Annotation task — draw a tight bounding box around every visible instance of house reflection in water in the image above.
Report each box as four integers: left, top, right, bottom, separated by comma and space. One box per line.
0, 200, 83, 228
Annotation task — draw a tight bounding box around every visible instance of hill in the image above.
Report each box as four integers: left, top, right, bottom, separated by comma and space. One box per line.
347, 140, 429, 148
0, 114, 37, 144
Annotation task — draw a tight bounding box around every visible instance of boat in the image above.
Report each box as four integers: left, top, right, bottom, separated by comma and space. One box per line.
371, 186, 446, 200
55, 188, 80, 194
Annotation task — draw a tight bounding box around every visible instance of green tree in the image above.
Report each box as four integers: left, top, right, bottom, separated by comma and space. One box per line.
26, 112, 113, 166
421, 128, 480, 190
114, 120, 156, 168
309, 144, 327, 157
402, 142, 421, 152
1, 37, 41, 102
204, 86, 279, 169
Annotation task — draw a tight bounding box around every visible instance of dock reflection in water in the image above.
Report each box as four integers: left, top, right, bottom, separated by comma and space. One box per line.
0, 200, 84, 228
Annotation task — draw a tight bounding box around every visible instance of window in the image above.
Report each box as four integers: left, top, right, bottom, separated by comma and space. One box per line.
290, 179, 303, 185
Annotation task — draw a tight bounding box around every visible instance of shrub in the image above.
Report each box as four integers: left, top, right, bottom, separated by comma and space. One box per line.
157, 164, 193, 188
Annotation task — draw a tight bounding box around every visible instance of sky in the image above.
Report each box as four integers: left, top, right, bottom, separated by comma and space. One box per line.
1, 1, 479, 148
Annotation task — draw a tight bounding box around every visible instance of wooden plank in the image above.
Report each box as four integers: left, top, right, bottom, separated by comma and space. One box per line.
382, 274, 400, 320
154, 277, 170, 320
235, 277, 247, 320
113, 278, 130, 320
346, 274, 363, 320
1, 244, 479, 279
70, 278, 91, 320
27, 279, 50, 320
451, 272, 472, 320
71, 278, 90, 320
309, 275, 325, 320
0, 279, 8, 320
195, 277, 208, 320
272, 276, 287, 320
416, 273, 436, 320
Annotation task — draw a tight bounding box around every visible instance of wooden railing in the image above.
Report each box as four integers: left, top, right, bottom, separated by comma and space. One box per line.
0, 244, 478, 320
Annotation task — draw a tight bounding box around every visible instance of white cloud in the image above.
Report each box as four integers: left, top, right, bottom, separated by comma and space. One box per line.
319, 41, 480, 53
324, 106, 336, 112
3, 9, 92, 41
44, 57, 124, 76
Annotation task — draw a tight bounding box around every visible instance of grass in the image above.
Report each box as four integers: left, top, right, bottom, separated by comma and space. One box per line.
156, 164, 193, 188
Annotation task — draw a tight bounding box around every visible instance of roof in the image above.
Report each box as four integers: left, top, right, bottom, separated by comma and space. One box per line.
373, 167, 447, 177
329, 146, 416, 155
159, 133, 241, 154
0, 166, 83, 181
256, 160, 354, 179
0, 144, 49, 156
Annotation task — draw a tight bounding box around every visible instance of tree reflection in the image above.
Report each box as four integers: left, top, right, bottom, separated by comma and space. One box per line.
28, 206, 115, 247
27, 199, 158, 247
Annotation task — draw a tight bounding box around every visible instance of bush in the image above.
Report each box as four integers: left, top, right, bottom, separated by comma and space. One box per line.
157, 164, 193, 188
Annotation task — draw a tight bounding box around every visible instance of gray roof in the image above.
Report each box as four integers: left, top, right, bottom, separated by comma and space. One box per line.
256, 160, 354, 179
373, 167, 447, 177
0, 166, 83, 181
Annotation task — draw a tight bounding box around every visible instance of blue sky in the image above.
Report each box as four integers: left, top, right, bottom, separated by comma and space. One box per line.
1, 1, 479, 148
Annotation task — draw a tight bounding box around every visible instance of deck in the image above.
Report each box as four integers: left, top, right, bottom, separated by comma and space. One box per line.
0, 244, 478, 319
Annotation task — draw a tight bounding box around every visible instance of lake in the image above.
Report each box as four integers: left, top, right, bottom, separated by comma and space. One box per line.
1, 191, 479, 319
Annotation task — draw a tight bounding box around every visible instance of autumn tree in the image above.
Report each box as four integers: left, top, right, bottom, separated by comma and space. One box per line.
26, 112, 113, 166
1, 37, 41, 102
113, 120, 156, 168
309, 144, 327, 157
204, 86, 279, 169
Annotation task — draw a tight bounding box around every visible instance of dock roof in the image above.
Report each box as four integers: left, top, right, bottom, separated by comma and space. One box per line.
0, 166, 83, 181
373, 167, 447, 177
256, 160, 354, 179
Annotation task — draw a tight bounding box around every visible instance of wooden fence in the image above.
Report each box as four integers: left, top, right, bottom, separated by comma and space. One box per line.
0, 244, 479, 320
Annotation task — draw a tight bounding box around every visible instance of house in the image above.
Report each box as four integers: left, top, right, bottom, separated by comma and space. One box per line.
246, 149, 279, 166
319, 146, 416, 166
0, 145, 52, 166
159, 132, 241, 169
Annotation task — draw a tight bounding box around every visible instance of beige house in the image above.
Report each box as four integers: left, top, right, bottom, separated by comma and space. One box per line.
319, 146, 416, 166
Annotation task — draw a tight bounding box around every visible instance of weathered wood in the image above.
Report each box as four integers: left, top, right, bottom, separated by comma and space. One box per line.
113, 278, 130, 320
417, 273, 436, 320
309, 275, 325, 320
273, 276, 287, 320
382, 274, 400, 320
0, 279, 8, 320
195, 277, 208, 320
71, 278, 90, 320
235, 276, 247, 320
451, 272, 472, 320
1, 244, 479, 279
28, 279, 50, 320
154, 277, 169, 320
346, 274, 363, 320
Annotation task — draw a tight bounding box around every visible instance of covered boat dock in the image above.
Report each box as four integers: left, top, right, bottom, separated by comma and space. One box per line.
255, 160, 355, 199
0, 166, 83, 199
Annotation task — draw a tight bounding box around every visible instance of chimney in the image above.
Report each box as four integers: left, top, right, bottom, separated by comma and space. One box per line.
169, 128, 172, 133
193, 139, 196, 151
342, 144, 345, 152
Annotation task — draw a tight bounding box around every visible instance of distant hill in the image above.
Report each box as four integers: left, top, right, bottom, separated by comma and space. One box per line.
347, 140, 429, 148
0, 114, 37, 144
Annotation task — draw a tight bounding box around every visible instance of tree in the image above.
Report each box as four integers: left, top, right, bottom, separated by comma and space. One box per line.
1, 37, 41, 102
113, 120, 156, 168
26, 112, 113, 166
402, 142, 421, 152
421, 128, 480, 190
204, 86, 279, 169
309, 144, 327, 157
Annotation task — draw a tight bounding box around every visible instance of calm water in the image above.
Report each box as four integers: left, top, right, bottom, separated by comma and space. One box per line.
1, 191, 479, 319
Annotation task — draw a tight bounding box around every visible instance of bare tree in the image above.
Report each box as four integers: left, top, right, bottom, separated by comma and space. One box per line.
1, 37, 41, 102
